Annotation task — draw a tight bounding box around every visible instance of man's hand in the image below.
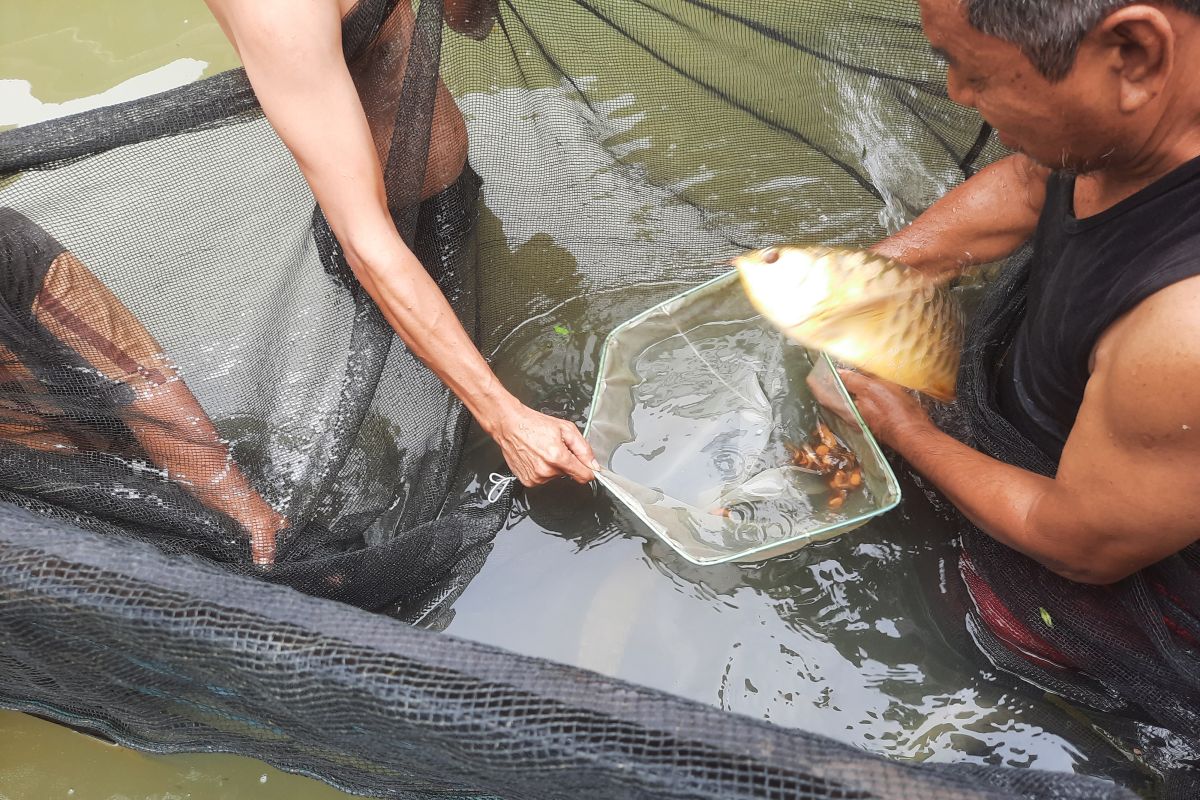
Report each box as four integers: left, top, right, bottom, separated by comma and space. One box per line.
810, 368, 934, 449
808, 276, 1200, 585
242, 503, 288, 566
490, 402, 598, 487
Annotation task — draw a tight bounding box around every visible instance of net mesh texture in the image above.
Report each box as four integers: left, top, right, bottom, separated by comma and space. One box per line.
0, 0, 1185, 797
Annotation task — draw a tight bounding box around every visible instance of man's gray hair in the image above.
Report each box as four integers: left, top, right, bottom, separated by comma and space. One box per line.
963, 0, 1200, 80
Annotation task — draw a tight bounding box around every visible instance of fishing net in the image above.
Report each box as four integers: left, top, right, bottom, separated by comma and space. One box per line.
0, 0, 501, 625
0, 0, 1176, 797
584, 271, 901, 565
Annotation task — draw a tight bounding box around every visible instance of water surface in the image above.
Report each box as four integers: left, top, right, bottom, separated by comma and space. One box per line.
0, 2, 1161, 799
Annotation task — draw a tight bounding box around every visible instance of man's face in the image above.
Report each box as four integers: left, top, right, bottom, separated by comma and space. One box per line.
919, 0, 1126, 173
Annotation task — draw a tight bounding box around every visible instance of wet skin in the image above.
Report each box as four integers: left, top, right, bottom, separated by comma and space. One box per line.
823, 0, 1200, 584
204, 0, 597, 488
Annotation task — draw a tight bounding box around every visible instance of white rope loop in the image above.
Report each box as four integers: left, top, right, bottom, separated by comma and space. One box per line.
486, 472, 517, 504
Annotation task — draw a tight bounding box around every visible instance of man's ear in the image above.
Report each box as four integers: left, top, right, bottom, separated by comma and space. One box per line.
1092, 4, 1174, 113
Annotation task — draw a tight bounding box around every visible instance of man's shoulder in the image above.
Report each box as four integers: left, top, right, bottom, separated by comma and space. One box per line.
1103, 275, 1200, 365
1092, 276, 1200, 445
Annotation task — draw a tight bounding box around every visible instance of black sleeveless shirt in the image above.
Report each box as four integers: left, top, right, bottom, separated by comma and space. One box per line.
996, 155, 1200, 462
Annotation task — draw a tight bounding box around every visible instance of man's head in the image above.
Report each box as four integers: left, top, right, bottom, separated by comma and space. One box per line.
920, 0, 1200, 173
964, 1, 1200, 81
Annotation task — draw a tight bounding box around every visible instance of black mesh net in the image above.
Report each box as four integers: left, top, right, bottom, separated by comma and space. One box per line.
0, 0, 502, 623
0, 0, 1181, 797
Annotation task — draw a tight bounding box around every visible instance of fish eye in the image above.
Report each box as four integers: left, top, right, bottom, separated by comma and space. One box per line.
761, 248, 780, 264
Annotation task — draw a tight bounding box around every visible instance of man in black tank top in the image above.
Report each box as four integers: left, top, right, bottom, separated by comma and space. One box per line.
995, 159, 1200, 461
817, 2, 1200, 765
821, 1, 1200, 587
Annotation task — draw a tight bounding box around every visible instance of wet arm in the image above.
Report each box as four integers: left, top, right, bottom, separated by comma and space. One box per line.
205, 0, 507, 418
34, 254, 286, 564
204, 0, 596, 485
872, 154, 1050, 280
876, 279, 1200, 584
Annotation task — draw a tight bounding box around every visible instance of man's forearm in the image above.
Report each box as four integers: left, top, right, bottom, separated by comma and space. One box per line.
872, 154, 1049, 279
887, 419, 1087, 575
340, 225, 520, 433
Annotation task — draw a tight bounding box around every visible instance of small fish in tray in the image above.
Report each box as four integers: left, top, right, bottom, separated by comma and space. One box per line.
786, 421, 864, 511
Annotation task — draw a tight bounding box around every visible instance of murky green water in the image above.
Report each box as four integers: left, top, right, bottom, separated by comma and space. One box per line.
0, 710, 358, 800
0, 2, 1160, 798
0, 1, 237, 130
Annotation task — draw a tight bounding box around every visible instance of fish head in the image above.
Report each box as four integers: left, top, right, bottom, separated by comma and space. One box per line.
735, 245, 963, 400
733, 246, 835, 331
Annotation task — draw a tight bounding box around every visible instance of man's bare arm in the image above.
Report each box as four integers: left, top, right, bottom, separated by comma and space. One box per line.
873, 153, 1051, 279
204, 0, 597, 486
844, 276, 1200, 584
34, 252, 286, 565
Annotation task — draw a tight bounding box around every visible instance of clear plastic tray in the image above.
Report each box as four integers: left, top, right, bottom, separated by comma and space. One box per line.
585, 271, 901, 565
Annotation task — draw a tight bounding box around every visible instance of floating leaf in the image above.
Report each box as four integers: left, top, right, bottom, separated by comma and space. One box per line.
1038, 607, 1054, 628
553, 324, 570, 337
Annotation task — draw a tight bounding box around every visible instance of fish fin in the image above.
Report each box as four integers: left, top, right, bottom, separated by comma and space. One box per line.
807, 297, 895, 333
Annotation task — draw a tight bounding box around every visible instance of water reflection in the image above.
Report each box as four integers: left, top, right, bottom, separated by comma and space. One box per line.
453, 461, 1151, 783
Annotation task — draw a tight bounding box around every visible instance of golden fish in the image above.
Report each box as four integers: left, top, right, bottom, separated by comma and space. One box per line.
734, 245, 963, 402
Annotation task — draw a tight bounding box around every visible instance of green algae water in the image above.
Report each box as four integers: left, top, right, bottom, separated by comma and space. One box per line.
0, 711, 359, 800
0, 2, 1162, 798
0, 1, 238, 130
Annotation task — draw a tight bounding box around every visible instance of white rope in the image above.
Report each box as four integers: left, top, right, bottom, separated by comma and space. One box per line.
486, 472, 517, 504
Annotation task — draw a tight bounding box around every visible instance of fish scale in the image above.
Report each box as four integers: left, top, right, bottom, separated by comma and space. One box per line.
734, 245, 964, 402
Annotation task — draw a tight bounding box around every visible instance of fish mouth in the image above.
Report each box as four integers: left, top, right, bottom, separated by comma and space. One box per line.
730, 247, 780, 270
729, 252, 757, 270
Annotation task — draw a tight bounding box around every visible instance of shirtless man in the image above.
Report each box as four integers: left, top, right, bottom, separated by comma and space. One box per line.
820, 0, 1200, 586
203, 0, 598, 492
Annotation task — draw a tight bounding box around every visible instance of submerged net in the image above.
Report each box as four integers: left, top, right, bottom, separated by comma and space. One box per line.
0, 0, 1179, 796
0, 0, 502, 625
